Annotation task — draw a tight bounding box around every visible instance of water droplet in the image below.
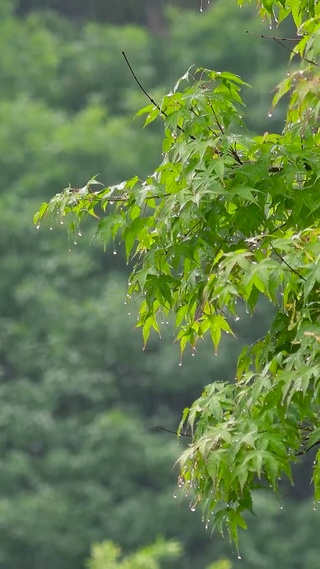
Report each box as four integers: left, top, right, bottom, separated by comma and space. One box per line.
74, 241, 77, 245
60, 220, 64, 225
50, 227, 53, 231
113, 250, 117, 255
128, 312, 131, 316
268, 112, 273, 118
179, 361, 183, 367
191, 506, 196, 512
235, 316, 240, 321
237, 555, 242, 560
68, 248, 71, 253
173, 493, 177, 499
280, 505, 283, 510
78, 231, 82, 237
36, 224, 40, 230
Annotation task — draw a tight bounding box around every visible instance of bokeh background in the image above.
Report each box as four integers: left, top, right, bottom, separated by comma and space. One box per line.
1, 0, 319, 567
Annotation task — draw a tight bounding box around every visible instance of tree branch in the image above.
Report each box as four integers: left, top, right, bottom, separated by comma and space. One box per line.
154, 425, 192, 437
122, 51, 195, 140
246, 31, 320, 68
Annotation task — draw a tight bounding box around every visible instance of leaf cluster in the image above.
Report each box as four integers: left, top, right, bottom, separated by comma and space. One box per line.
34, 0, 320, 548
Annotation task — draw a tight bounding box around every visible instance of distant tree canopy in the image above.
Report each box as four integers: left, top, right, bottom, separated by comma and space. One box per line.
15, 0, 197, 30
36, 0, 320, 550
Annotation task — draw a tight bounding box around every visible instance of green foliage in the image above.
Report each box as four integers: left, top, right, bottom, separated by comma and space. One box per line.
86, 539, 181, 569
35, 0, 320, 548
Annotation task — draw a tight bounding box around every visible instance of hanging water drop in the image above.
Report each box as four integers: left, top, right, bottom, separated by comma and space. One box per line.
50, 227, 53, 231
237, 555, 242, 560
36, 224, 40, 230
268, 112, 273, 118
113, 249, 117, 255
173, 493, 177, 499
74, 241, 77, 245
179, 361, 183, 367
191, 506, 196, 512
78, 231, 82, 237
60, 220, 64, 225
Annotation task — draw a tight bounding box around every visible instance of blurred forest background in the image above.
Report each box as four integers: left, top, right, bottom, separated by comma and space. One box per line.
1, 0, 320, 567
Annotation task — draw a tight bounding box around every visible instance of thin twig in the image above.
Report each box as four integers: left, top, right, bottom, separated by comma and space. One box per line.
209, 102, 243, 165
122, 51, 195, 140
155, 425, 192, 437
270, 243, 306, 281
246, 31, 320, 68
246, 31, 300, 42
